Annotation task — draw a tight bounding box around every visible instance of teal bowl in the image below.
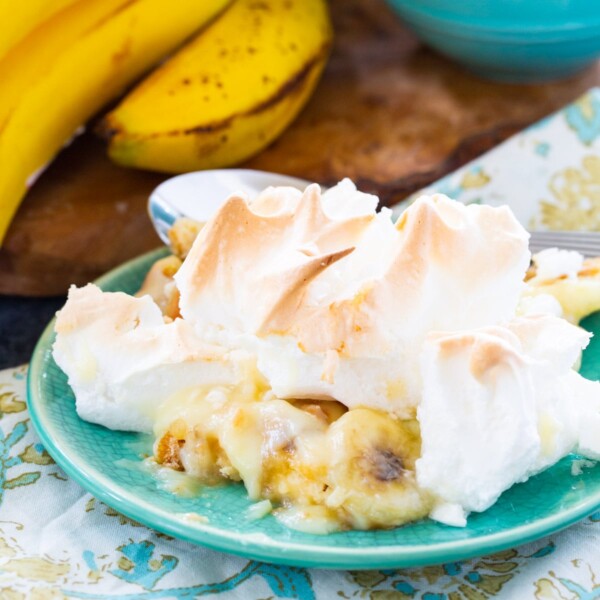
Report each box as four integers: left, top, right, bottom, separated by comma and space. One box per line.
385, 0, 600, 82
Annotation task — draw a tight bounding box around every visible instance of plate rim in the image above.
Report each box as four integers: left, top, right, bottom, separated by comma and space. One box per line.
26, 248, 600, 570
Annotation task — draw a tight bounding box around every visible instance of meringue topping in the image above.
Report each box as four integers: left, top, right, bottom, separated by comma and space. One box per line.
417, 314, 596, 523
53, 283, 252, 432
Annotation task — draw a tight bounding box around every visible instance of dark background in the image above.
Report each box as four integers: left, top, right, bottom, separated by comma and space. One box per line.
0, 296, 65, 369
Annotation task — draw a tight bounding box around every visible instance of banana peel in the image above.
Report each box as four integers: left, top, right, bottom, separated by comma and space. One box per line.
0, 0, 81, 60
100, 0, 333, 173
0, 0, 231, 244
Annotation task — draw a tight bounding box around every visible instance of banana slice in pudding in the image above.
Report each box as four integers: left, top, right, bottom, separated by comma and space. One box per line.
325, 408, 431, 529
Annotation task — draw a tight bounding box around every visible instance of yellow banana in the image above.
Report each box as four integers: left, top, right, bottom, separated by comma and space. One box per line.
0, 0, 81, 60
100, 0, 332, 173
0, 0, 231, 243
0, 0, 138, 127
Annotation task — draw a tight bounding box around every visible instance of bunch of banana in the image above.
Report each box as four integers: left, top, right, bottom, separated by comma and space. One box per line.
100, 0, 332, 173
0, 0, 231, 242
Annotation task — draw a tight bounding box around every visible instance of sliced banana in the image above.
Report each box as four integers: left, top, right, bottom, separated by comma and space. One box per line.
523, 255, 600, 323
325, 408, 431, 529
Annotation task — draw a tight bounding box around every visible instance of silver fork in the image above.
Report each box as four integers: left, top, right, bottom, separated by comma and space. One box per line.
529, 231, 600, 257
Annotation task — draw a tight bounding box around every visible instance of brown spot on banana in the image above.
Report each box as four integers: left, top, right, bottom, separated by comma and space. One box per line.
98, 39, 331, 142
112, 36, 133, 67
368, 448, 405, 482
245, 41, 330, 117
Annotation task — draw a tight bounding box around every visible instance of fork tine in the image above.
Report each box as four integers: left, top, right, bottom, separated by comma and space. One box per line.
530, 231, 600, 243
530, 238, 600, 250
529, 231, 600, 257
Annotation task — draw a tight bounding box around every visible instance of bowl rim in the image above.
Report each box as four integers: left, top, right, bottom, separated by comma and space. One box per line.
386, 1, 600, 39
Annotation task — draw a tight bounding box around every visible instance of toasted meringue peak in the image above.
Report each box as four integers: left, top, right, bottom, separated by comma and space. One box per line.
175, 182, 376, 335
262, 194, 530, 354
417, 314, 598, 521
250, 185, 303, 216
53, 284, 247, 432
248, 178, 378, 219
319, 178, 379, 218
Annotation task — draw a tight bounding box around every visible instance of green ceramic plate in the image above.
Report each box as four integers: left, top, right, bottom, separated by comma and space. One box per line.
27, 248, 600, 570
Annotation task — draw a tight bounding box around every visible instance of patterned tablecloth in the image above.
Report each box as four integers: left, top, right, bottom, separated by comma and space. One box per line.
0, 365, 598, 599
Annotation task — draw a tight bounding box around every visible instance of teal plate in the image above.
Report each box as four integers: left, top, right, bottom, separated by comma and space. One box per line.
27, 248, 600, 570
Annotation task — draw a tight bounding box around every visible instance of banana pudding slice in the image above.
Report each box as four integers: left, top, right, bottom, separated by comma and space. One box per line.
53, 179, 600, 533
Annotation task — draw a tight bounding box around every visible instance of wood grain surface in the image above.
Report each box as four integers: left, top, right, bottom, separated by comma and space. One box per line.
2, 0, 599, 296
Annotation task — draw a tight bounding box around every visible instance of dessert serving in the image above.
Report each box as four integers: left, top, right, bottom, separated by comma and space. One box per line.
52, 180, 600, 532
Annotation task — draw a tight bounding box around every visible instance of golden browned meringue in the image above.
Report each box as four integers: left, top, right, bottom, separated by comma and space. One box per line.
53, 283, 251, 432
175, 185, 530, 414
175, 182, 375, 335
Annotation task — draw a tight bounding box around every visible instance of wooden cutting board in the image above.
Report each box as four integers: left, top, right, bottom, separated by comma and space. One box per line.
2, 0, 599, 296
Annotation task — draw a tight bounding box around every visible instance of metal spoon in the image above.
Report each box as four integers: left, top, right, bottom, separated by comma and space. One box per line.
148, 169, 600, 256
148, 169, 312, 245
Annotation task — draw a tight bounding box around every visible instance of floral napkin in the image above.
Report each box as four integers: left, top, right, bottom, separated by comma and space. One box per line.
393, 87, 600, 231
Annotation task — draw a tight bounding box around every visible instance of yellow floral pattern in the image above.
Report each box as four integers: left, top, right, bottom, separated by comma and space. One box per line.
537, 155, 600, 231
398, 87, 600, 235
